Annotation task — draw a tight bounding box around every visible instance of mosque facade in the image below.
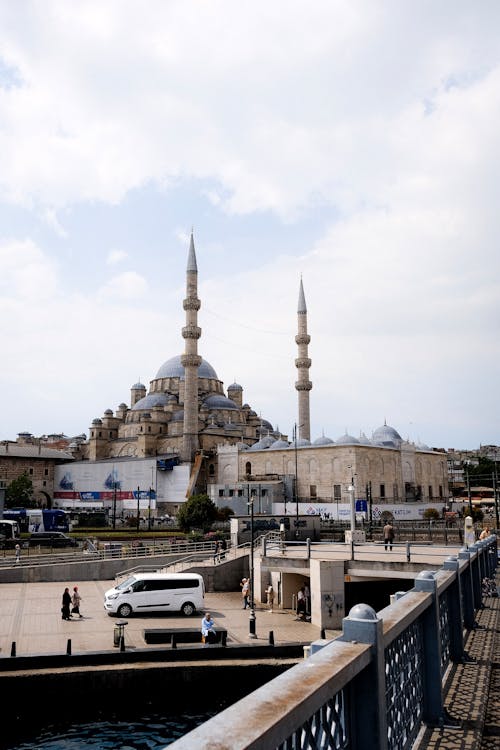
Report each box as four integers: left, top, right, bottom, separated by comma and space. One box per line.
55, 234, 449, 519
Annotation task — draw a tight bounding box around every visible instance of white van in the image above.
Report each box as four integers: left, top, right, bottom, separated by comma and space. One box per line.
104, 573, 205, 617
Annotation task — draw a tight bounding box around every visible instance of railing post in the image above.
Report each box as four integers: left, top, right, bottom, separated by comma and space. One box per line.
406, 541, 411, 563
442, 557, 464, 662
414, 571, 445, 726
306, 537, 311, 559
339, 603, 387, 750
468, 544, 482, 609
458, 548, 475, 630
262, 537, 267, 556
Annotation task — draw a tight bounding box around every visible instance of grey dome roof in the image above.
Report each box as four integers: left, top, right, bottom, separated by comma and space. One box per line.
118, 403, 128, 409
224, 422, 240, 431
155, 354, 218, 381
313, 435, 334, 446
237, 442, 249, 450
104, 409, 113, 416
269, 439, 290, 449
289, 438, 311, 448
358, 432, 372, 445
248, 438, 269, 451
202, 394, 239, 410
170, 410, 184, 422
132, 382, 146, 390
336, 433, 360, 445
166, 394, 177, 403
372, 423, 402, 446
132, 393, 169, 411
92, 418, 102, 426
227, 382, 243, 391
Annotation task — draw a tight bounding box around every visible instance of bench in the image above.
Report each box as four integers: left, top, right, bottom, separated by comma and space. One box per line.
143, 628, 227, 645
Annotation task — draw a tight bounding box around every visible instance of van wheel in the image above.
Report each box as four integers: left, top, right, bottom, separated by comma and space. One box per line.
181, 602, 195, 616
117, 603, 132, 617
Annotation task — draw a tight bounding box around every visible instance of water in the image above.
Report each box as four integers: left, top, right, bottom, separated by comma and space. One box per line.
2, 710, 216, 750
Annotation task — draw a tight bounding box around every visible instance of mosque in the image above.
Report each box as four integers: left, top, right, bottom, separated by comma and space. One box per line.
56, 234, 449, 520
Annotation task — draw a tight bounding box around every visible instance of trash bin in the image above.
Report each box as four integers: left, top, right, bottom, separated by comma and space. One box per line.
113, 620, 128, 648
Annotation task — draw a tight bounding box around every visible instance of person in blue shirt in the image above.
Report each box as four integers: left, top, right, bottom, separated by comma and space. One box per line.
201, 612, 216, 644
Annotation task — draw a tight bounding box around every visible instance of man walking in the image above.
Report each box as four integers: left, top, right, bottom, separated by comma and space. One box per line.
383, 521, 395, 551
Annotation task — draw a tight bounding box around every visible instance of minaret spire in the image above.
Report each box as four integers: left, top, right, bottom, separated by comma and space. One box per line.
295, 276, 312, 441
181, 232, 202, 463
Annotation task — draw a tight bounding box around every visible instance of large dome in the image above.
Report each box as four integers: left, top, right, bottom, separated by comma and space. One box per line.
372, 423, 402, 446
155, 354, 219, 381
131, 393, 170, 411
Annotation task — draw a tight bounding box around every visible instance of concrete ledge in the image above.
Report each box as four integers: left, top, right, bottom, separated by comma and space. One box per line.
0, 642, 306, 673
143, 628, 228, 644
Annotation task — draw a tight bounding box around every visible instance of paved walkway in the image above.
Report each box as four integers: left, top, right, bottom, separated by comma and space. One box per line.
0, 579, 330, 658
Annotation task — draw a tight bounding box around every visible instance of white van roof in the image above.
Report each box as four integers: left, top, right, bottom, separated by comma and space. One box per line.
129, 573, 202, 580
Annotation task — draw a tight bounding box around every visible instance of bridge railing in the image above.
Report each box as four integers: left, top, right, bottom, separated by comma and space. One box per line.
169, 535, 497, 750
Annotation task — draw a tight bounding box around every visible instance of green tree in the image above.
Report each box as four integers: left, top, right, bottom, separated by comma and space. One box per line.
464, 457, 496, 487
6, 472, 35, 508
177, 494, 217, 532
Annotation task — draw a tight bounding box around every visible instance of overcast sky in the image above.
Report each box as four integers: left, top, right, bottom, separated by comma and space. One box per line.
0, 1, 498, 451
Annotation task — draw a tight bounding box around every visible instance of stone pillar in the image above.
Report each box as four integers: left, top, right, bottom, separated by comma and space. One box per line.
310, 559, 345, 629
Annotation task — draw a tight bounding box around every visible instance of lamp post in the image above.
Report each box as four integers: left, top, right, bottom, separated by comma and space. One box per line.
293, 422, 304, 535
148, 486, 152, 531
493, 449, 499, 530
347, 471, 356, 534
136, 486, 140, 531
112, 482, 117, 530
247, 489, 257, 638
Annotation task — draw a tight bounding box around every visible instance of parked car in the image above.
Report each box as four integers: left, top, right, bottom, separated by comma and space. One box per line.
28, 532, 78, 548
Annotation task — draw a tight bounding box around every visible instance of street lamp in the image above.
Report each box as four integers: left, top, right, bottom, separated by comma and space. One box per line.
247, 489, 257, 639
136, 486, 140, 531
148, 486, 152, 531
293, 422, 304, 534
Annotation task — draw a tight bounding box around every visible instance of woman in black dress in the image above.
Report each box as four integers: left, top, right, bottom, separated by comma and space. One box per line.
61, 587, 72, 620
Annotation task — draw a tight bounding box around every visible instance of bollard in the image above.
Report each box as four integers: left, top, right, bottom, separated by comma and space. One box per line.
320, 628, 326, 639
221, 631, 227, 647
171, 634, 177, 649
10, 641, 16, 657
268, 630, 274, 646
66, 639, 72, 656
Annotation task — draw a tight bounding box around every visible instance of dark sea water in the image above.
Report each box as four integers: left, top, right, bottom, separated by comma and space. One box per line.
2, 711, 216, 750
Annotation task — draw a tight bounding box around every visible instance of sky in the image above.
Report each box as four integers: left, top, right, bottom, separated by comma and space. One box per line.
0, 1, 499, 451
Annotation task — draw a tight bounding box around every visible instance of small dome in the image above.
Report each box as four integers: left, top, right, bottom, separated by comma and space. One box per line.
118, 403, 128, 410
313, 435, 334, 446
247, 409, 257, 417
248, 438, 269, 451
228, 382, 243, 391
132, 382, 146, 390
104, 409, 113, 416
92, 418, 102, 426
289, 437, 311, 448
224, 422, 241, 431
132, 393, 169, 411
358, 432, 372, 446
202, 394, 239, 410
336, 433, 360, 445
166, 394, 177, 404
372, 422, 402, 446
416, 441, 431, 451
269, 439, 290, 449
257, 419, 274, 433
155, 354, 218, 381
237, 442, 249, 450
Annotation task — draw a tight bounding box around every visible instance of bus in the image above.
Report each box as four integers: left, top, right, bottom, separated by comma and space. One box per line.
2, 508, 70, 533
0, 519, 21, 548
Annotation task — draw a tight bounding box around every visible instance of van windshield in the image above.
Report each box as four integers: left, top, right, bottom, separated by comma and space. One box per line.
115, 576, 137, 591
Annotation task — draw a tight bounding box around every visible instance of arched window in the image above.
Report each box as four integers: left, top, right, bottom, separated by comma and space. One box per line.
245, 461, 252, 475
209, 464, 215, 476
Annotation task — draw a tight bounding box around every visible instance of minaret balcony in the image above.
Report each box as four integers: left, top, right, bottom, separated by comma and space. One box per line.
181, 353, 202, 368
182, 325, 201, 339
183, 298, 201, 311
295, 380, 312, 391
295, 333, 311, 345
295, 357, 311, 369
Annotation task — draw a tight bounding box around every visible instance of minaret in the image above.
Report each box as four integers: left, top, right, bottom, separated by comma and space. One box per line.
181, 233, 202, 462
295, 277, 312, 441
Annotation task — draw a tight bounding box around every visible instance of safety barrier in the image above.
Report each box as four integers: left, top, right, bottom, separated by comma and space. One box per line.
169, 535, 497, 750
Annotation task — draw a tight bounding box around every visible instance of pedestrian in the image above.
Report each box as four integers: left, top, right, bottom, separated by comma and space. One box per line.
220, 538, 227, 560
241, 578, 250, 609
71, 586, 83, 618
296, 586, 306, 620
266, 583, 274, 612
213, 540, 219, 564
61, 587, 72, 620
14, 543, 21, 563
479, 527, 490, 541
383, 521, 395, 551
303, 581, 310, 616
201, 612, 217, 644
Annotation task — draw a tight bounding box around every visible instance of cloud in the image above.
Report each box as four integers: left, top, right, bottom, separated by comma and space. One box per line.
97, 271, 148, 301
106, 249, 128, 265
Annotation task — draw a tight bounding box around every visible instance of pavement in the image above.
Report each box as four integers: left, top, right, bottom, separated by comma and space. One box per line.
0, 579, 331, 658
